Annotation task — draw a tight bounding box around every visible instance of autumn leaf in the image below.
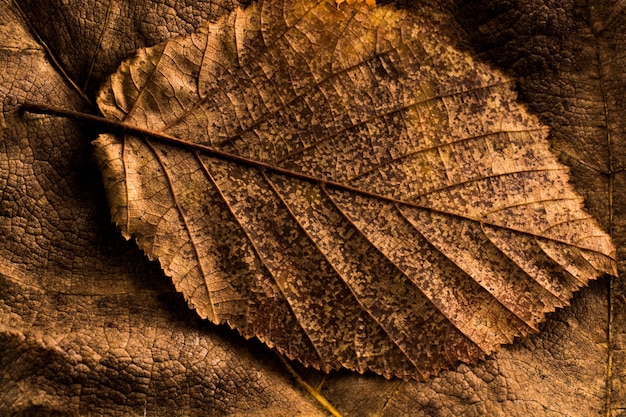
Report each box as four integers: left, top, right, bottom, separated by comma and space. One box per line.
85, 0, 616, 380
3, 0, 626, 415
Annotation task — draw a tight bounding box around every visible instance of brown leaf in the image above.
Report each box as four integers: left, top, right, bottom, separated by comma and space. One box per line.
320, 279, 610, 416
4, 0, 625, 414
93, 0, 616, 380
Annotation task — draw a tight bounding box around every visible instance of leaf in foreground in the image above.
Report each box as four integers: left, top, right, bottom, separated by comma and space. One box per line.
92, 0, 616, 379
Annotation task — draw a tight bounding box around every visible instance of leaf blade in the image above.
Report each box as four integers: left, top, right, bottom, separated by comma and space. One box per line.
93, 0, 616, 379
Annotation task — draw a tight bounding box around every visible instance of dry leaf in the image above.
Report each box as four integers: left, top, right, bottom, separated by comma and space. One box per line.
5, 0, 626, 414
92, 0, 616, 380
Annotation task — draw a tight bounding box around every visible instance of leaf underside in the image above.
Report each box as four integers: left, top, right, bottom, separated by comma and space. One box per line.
93, 0, 616, 379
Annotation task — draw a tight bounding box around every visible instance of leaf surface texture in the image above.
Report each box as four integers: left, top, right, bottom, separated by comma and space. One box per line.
94, 0, 616, 379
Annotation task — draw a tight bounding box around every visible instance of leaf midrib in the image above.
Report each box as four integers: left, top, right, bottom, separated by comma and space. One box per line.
130, 121, 616, 259
20, 102, 616, 261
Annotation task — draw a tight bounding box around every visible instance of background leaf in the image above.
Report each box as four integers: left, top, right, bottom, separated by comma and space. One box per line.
0, 0, 325, 415
14, 0, 251, 96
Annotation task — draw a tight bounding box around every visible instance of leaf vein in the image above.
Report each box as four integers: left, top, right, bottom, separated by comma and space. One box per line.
263, 172, 424, 373
194, 153, 327, 367
146, 140, 217, 322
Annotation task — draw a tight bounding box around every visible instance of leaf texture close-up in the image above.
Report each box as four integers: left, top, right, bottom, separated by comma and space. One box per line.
1, 0, 625, 415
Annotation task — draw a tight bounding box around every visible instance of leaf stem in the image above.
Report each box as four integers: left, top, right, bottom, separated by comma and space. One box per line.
21, 102, 122, 132
21, 102, 421, 203
18, 101, 619, 265
277, 355, 344, 417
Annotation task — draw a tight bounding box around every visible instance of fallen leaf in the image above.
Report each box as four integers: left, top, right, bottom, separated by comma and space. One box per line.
4, 0, 625, 414
91, 0, 616, 380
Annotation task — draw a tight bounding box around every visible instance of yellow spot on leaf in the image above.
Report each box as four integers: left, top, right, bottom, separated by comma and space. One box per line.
335, 0, 376, 7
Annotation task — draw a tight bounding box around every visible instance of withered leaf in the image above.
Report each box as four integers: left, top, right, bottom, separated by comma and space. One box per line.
93, 0, 616, 379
